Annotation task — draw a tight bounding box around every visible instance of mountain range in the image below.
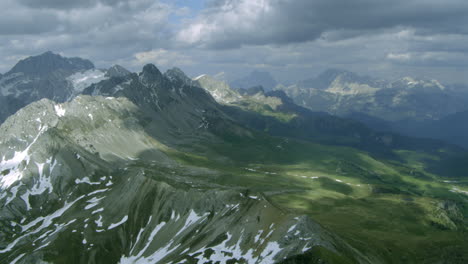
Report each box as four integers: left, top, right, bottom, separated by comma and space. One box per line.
0, 52, 130, 124
0, 52, 467, 263
278, 69, 468, 121
277, 69, 468, 149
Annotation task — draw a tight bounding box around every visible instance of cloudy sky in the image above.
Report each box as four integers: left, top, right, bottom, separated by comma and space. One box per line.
1, 0, 468, 84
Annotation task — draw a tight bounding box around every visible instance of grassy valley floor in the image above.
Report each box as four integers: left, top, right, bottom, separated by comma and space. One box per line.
163, 133, 468, 263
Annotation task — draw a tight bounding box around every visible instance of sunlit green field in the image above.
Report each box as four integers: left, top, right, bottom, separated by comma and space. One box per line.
162, 132, 468, 263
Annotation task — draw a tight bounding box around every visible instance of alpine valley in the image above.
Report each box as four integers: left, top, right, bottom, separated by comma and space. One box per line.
0, 52, 467, 264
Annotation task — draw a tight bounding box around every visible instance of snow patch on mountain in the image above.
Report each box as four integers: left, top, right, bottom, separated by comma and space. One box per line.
108, 215, 128, 230
0, 125, 47, 189
54, 104, 66, 117
20, 158, 56, 210
175, 210, 209, 238
194, 74, 207, 81
0, 73, 32, 97
0, 194, 85, 253
188, 232, 283, 264
67, 69, 108, 97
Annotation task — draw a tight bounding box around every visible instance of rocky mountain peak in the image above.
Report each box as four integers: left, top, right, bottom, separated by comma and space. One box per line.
106, 64, 131, 78
164, 67, 192, 85
141, 63, 161, 75
139, 64, 163, 84
6, 51, 94, 76
391, 76, 446, 90
195, 74, 241, 103
318, 69, 364, 88
297, 69, 378, 92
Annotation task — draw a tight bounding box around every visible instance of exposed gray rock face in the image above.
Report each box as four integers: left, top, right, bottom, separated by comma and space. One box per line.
83, 64, 247, 148
6, 51, 93, 77
0, 96, 351, 264
164, 67, 194, 86
0, 52, 95, 124
106, 64, 131, 78
194, 74, 242, 104
0, 53, 134, 125
298, 69, 382, 91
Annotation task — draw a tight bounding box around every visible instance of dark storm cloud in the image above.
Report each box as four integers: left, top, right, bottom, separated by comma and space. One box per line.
0, 0, 64, 35
18, 0, 129, 10
176, 0, 468, 48
408, 34, 468, 54
0, 0, 467, 84
0, 0, 176, 72
0, 12, 60, 35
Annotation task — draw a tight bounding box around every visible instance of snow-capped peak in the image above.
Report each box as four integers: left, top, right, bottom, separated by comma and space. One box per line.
193, 74, 207, 81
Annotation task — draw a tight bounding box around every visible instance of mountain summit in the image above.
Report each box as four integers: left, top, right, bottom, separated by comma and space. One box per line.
0, 53, 133, 124
298, 69, 377, 91
106, 64, 131, 78
0, 52, 97, 123
6, 51, 93, 76
164, 67, 194, 86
